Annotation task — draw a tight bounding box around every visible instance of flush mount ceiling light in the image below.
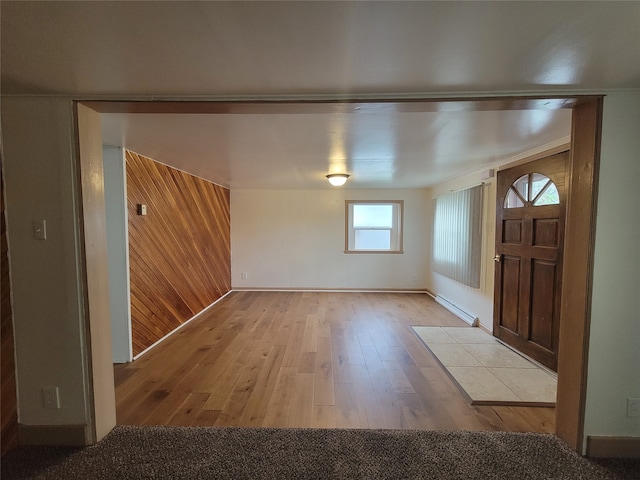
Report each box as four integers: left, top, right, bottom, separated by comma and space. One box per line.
326, 173, 350, 187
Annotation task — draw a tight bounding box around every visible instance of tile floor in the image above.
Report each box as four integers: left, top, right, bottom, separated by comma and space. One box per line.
412, 326, 557, 405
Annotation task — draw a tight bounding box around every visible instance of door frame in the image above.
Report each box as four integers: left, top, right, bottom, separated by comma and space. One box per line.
77, 95, 602, 453
555, 98, 602, 451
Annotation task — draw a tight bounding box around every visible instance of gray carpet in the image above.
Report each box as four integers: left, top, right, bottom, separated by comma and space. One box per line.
1, 426, 638, 479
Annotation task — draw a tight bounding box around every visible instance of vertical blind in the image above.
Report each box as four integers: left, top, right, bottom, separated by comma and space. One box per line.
432, 185, 483, 288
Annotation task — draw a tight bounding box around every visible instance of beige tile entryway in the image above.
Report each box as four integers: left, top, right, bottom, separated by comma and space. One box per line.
412, 326, 557, 406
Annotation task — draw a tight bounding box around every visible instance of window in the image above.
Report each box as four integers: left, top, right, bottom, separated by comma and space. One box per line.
504, 173, 559, 208
345, 201, 403, 253
432, 185, 483, 288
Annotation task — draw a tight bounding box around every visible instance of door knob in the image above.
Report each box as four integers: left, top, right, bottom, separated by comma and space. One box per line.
494, 254, 501, 263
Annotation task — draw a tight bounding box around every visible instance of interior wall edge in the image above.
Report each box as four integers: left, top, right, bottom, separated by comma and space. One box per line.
1, 150, 19, 455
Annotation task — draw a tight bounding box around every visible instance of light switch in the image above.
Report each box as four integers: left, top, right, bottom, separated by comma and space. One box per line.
137, 204, 147, 216
33, 218, 47, 240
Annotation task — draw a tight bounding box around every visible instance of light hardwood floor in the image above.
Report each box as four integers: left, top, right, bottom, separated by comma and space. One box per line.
114, 291, 555, 432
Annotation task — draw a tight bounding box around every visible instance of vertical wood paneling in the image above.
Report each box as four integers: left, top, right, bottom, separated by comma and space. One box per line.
126, 151, 231, 356
1, 166, 19, 455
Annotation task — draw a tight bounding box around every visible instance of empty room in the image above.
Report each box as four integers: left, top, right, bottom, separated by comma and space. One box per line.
102, 101, 569, 435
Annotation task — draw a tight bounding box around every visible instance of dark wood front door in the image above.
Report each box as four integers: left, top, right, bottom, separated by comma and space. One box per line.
493, 151, 568, 371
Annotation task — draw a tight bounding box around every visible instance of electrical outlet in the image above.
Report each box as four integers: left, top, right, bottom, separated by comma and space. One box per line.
42, 387, 61, 409
627, 398, 640, 418
241, 272, 248, 280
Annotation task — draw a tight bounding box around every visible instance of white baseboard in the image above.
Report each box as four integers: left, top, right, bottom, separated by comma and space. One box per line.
435, 294, 479, 326
586, 436, 640, 458
231, 287, 428, 293
133, 291, 232, 361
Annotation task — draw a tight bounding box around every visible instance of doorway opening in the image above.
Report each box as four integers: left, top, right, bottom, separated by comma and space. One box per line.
77, 95, 602, 452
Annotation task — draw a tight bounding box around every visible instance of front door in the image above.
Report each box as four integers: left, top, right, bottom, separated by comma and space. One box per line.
493, 151, 568, 371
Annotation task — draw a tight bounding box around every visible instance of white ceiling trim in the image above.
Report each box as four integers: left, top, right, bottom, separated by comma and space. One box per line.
5, 90, 640, 102
493, 136, 572, 172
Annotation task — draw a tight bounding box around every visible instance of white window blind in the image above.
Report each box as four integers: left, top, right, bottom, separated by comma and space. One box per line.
432, 185, 483, 288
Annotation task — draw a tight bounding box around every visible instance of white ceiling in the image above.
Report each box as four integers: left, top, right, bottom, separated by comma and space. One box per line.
100, 108, 572, 189
2, 2, 638, 189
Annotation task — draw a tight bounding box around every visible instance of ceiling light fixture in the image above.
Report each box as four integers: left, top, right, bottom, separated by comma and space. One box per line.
326, 173, 350, 187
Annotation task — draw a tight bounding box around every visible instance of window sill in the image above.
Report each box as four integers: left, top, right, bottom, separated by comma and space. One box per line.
344, 250, 404, 254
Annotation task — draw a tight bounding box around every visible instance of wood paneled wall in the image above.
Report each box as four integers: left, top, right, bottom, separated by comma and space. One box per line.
126, 151, 231, 356
1, 165, 19, 455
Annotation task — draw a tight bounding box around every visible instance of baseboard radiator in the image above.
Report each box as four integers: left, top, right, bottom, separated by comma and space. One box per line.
435, 294, 479, 327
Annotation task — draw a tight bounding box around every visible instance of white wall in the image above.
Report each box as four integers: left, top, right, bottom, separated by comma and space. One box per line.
427, 172, 497, 329
2, 98, 91, 427
583, 92, 640, 444
231, 189, 430, 290
102, 146, 132, 363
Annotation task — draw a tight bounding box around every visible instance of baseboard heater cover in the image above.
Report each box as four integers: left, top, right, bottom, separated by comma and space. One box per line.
435, 295, 479, 327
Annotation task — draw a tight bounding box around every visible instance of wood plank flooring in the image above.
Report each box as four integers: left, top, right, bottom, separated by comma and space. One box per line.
114, 291, 555, 433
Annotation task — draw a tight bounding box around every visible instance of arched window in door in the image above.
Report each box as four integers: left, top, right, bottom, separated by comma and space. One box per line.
504, 173, 559, 208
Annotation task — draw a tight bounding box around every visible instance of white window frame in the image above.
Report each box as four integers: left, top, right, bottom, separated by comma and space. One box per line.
345, 200, 404, 254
